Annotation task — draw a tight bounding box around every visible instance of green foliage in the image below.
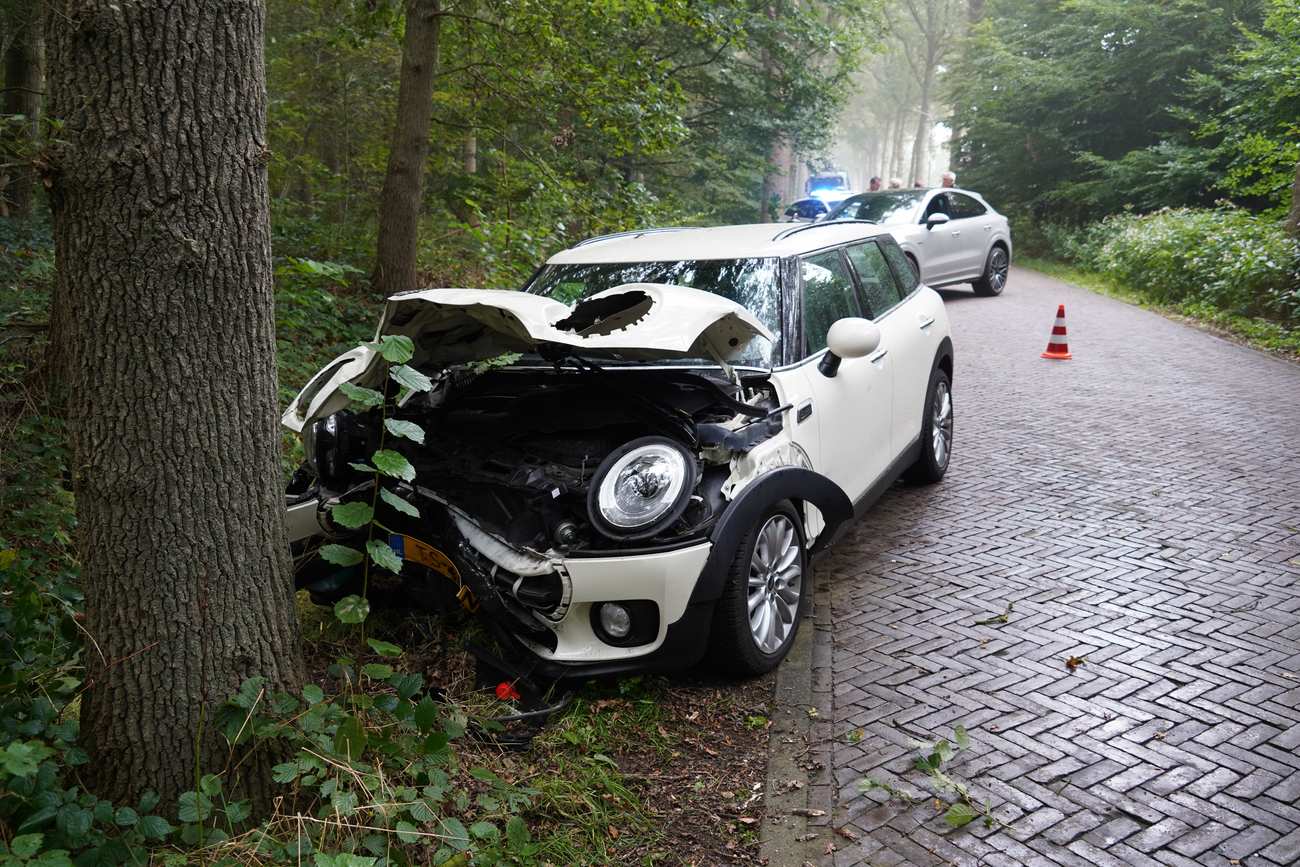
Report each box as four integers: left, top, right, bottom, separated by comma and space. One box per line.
1050, 208, 1300, 323
856, 724, 999, 831
947, 0, 1267, 222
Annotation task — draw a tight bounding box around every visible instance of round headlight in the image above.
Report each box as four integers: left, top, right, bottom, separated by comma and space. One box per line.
588, 437, 697, 539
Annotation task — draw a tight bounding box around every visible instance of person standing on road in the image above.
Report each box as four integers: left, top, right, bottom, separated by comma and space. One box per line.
941, 171, 956, 188
868, 176, 882, 191
887, 177, 902, 189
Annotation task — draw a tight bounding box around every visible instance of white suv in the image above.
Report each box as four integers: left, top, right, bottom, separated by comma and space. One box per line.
282, 222, 954, 677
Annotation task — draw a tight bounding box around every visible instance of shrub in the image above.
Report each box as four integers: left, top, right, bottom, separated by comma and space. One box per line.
1065, 207, 1299, 324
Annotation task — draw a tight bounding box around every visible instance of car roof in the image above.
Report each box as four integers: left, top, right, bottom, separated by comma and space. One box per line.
548, 222, 891, 264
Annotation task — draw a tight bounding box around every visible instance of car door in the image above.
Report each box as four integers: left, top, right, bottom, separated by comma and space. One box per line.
878, 237, 943, 449
945, 191, 992, 278
791, 247, 893, 503
916, 192, 961, 283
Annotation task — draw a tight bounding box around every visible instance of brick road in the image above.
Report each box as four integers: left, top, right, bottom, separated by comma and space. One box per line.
814, 267, 1300, 866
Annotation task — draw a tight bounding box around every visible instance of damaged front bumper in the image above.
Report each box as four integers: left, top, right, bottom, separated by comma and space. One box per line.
286, 488, 717, 675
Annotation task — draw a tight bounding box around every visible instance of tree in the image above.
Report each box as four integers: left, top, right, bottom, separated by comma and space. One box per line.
373, 0, 442, 295
44, 0, 303, 808
1, 0, 44, 217
890, 0, 961, 184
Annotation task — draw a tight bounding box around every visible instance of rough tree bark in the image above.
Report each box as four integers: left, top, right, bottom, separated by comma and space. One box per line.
1287, 160, 1300, 239
44, 0, 303, 809
373, 0, 442, 295
2, 0, 44, 217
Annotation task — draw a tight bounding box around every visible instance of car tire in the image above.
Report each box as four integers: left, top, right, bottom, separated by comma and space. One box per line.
904, 367, 953, 485
709, 501, 809, 676
972, 245, 1009, 296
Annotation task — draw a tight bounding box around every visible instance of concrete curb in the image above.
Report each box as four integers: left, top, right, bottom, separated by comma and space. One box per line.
759, 564, 836, 866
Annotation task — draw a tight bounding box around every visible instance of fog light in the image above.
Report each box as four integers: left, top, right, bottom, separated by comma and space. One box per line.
598, 603, 632, 639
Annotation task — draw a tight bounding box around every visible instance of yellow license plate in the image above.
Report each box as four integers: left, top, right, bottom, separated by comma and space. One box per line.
389, 534, 460, 582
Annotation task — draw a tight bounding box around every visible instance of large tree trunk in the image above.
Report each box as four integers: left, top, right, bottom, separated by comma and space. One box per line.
372, 0, 442, 294
45, 0, 303, 811
909, 64, 934, 184
1286, 160, 1300, 239
2, 0, 44, 217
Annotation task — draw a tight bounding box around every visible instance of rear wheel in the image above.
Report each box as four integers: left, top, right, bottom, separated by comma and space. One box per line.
972, 245, 1008, 296
709, 502, 808, 676
904, 368, 953, 484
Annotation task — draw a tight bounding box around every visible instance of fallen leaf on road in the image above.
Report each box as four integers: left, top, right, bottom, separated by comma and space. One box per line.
737, 817, 758, 825
834, 826, 860, 842
1065, 655, 1086, 672
791, 808, 827, 817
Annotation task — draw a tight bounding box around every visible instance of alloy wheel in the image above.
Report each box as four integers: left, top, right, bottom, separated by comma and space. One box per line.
931, 380, 953, 469
989, 248, 1008, 292
745, 514, 803, 654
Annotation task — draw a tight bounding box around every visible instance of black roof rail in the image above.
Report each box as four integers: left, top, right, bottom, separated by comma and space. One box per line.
573, 226, 703, 248
771, 219, 880, 242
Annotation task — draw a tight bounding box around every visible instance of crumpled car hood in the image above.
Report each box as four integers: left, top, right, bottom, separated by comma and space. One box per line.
283, 283, 772, 431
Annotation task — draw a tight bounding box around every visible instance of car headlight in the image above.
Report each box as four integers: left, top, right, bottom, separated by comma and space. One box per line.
588, 437, 697, 540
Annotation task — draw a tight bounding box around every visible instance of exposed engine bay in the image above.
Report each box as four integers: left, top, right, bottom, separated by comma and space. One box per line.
288, 359, 786, 644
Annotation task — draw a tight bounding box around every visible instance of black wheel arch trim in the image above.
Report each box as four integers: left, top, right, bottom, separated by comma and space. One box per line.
688, 466, 852, 606
931, 336, 954, 384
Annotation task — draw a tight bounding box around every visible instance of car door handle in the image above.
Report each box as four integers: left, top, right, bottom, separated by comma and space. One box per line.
868, 349, 888, 363
918, 315, 935, 329
950, 231, 961, 238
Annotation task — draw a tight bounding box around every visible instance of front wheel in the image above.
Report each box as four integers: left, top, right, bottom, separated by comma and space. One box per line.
904, 368, 953, 484
709, 502, 809, 676
972, 246, 1009, 296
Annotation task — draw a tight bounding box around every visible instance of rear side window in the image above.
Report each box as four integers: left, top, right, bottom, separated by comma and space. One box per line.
800, 250, 861, 356
879, 239, 919, 295
846, 242, 903, 317
948, 193, 987, 219
922, 194, 950, 220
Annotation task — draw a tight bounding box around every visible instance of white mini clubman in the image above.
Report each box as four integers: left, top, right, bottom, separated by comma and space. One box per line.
282, 222, 954, 678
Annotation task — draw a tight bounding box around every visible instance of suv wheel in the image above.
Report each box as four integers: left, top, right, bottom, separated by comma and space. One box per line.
710, 501, 808, 675
904, 368, 953, 484
972, 246, 1008, 296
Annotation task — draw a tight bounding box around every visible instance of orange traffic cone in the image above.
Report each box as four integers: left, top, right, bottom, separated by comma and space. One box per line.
1041, 304, 1072, 360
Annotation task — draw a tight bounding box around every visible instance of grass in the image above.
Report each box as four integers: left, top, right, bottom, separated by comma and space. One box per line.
1018, 255, 1300, 360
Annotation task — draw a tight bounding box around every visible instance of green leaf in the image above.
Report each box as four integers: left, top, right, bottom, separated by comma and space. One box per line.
177, 792, 212, 823
943, 802, 979, 828
414, 696, 438, 733
954, 724, 970, 751
383, 418, 425, 444
55, 805, 91, 840
389, 671, 422, 700
389, 364, 433, 393
272, 762, 300, 783
366, 638, 403, 657
440, 817, 470, 851
348, 462, 377, 474
361, 663, 394, 679
333, 714, 368, 760
507, 815, 530, 848
199, 773, 222, 796
334, 594, 370, 624
302, 684, 325, 704
469, 821, 499, 840
379, 487, 420, 518
1, 740, 54, 777
137, 815, 174, 841
394, 820, 421, 845
367, 539, 403, 574
137, 791, 160, 813
371, 449, 415, 482
331, 790, 358, 816
11, 834, 43, 858
408, 800, 436, 823
366, 334, 415, 364
339, 382, 385, 407
319, 544, 363, 567
224, 800, 251, 825
330, 501, 374, 529
114, 806, 139, 827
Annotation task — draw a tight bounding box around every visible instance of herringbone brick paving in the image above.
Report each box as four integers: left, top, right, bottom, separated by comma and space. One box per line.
817, 268, 1300, 866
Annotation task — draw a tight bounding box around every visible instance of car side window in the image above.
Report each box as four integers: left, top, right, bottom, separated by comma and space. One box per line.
947, 192, 987, 219
845, 242, 903, 318
879, 239, 919, 297
800, 249, 862, 356
921, 193, 949, 221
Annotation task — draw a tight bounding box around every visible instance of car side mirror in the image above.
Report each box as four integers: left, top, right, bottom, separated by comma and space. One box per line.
818, 318, 882, 377
925, 212, 950, 230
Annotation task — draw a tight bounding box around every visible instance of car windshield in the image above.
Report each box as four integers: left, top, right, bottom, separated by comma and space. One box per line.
826, 190, 926, 224
525, 258, 781, 367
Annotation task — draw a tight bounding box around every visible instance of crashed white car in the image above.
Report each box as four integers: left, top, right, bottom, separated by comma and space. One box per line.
824, 189, 1012, 296
282, 222, 954, 677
